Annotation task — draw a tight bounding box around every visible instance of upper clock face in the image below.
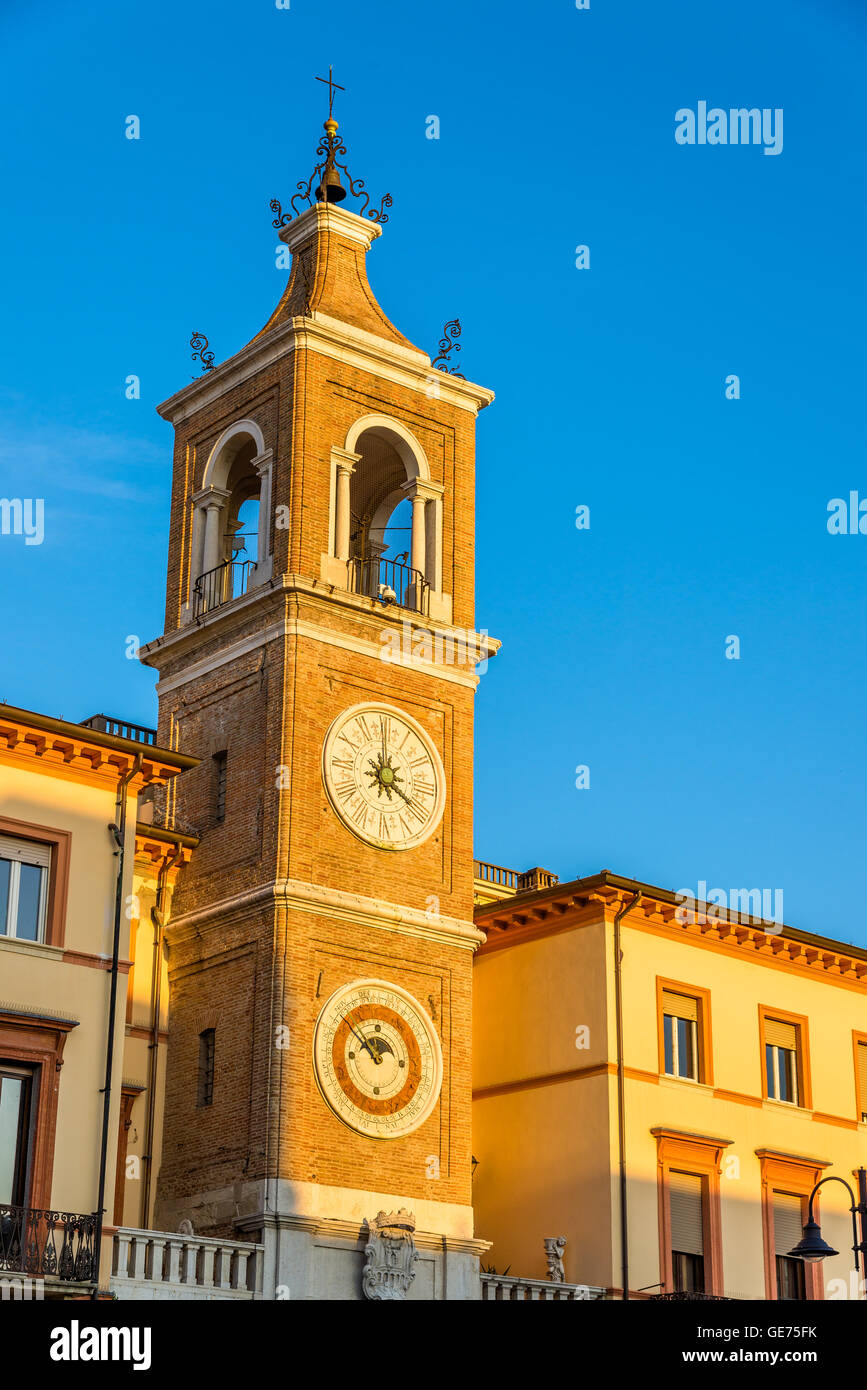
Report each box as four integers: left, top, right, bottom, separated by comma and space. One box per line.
312, 978, 443, 1139
322, 702, 446, 851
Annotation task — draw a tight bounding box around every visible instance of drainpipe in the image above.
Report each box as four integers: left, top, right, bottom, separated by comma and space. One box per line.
614, 888, 641, 1301
140, 842, 183, 1227
92, 753, 142, 1297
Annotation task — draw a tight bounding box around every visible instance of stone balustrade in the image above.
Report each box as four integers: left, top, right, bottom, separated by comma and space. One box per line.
111, 1227, 263, 1301
480, 1273, 605, 1301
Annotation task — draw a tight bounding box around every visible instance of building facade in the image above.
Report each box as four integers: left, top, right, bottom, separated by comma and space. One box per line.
0, 707, 194, 1298
473, 869, 867, 1301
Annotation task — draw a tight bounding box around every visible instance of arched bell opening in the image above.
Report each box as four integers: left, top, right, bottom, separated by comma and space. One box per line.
190, 421, 272, 619
334, 419, 440, 614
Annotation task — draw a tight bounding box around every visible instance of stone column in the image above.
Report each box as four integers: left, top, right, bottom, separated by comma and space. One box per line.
401, 478, 443, 586
333, 450, 360, 562
200, 488, 230, 575
252, 449, 274, 562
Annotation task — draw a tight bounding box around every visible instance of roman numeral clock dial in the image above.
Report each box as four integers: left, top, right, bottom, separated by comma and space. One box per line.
313, 979, 443, 1138
322, 702, 446, 851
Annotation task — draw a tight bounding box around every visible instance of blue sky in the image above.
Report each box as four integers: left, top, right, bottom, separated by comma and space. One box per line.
1, 0, 866, 943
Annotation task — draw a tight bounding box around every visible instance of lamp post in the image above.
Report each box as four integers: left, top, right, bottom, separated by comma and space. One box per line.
787, 1167, 867, 1292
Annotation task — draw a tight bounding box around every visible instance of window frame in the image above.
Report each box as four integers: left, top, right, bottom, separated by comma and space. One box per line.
756, 1149, 827, 1301
652, 1128, 732, 1297
197, 1028, 215, 1108
0, 842, 49, 943
0, 1065, 36, 1206
0, 818, 71, 950
213, 751, 228, 826
758, 1006, 811, 1110
853, 1031, 867, 1125
0, 1010, 78, 1210
656, 977, 713, 1086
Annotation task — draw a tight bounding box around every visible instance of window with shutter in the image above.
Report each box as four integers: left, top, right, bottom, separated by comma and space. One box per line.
662, 991, 700, 1080
765, 1018, 797, 1050
857, 1041, 867, 1124
669, 1170, 705, 1293
0, 834, 51, 943
773, 1192, 807, 1300
764, 1017, 800, 1104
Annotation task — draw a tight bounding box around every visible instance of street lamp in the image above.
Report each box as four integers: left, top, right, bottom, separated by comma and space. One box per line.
787, 1167, 867, 1278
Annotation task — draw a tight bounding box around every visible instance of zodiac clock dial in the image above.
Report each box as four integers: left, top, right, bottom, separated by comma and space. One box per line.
312, 979, 443, 1139
322, 702, 446, 851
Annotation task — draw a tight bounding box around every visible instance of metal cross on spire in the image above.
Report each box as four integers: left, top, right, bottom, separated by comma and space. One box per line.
315, 65, 344, 119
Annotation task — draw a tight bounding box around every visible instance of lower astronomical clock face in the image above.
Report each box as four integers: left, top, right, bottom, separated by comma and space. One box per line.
322, 702, 446, 851
313, 979, 443, 1139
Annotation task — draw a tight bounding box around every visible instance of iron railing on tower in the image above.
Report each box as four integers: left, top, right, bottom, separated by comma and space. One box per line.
349, 555, 429, 616
193, 559, 251, 618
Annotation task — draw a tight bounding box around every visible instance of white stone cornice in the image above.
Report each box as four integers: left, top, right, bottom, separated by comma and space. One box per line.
156, 311, 494, 423
140, 574, 499, 688
234, 1179, 480, 1242
277, 200, 382, 252
164, 875, 485, 952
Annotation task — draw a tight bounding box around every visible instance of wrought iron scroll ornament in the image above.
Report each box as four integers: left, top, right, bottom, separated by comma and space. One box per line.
432, 319, 465, 378
270, 127, 393, 226
270, 68, 392, 228
190, 332, 215, 373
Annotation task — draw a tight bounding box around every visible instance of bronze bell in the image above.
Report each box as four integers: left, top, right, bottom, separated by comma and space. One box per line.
315, 117, 346, 203
315, 162, 346, 203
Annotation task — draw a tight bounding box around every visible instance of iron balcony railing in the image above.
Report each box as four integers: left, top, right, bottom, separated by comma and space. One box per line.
349, 556, 429, 615
80, 714, 157, 745
193, 559, 251, 618
0, 1205, 98, 1283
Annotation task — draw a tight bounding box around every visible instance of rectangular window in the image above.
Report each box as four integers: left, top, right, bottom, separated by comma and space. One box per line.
773, 1192, 806, 1300
669, 1170, 705, 1293
765, 1018, 799, 1104
856, 1040, 867, 1124
214, 751, 227, 825
0, 835, 50, 943
0, 1066, 34, 1205
662, 991, 699, 1081
197, 1029, 215, 1107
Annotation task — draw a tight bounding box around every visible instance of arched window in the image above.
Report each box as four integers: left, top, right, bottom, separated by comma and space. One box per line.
189, 421, 272, 619
332, 417, 442, 614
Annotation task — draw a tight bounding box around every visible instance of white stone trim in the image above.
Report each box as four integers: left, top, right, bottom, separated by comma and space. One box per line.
260, 1179, 475, 1240
164, 875, 485, 952
277, 201, 382, 254
156, 314, 494, 424
345, 413, 430, 482
202, 419, 267, 490
144, 593, 498, 693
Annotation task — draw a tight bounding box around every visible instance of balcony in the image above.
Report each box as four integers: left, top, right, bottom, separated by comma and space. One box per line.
0, 1205, 97, 1288
349, 555, 429, 616
80, 714, 157, 746
193, 559, 251, 618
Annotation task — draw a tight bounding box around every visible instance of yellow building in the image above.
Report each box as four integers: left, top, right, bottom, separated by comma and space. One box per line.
472, 866, 867, 1301
0, 706, 194, 1297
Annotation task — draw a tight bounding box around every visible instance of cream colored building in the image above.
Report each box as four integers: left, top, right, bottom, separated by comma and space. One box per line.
0, 706, 194, 1296
472, 867, 867, 1301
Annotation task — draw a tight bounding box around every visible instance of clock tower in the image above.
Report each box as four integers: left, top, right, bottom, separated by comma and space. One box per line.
140, 89, 497, 1299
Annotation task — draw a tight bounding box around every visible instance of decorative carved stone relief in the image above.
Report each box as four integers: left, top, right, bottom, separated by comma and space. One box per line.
362, 1210, 419, 1301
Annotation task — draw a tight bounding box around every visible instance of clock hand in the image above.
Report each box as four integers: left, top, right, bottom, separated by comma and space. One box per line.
342, 1015, 381, 1064
392, 783, 423, 817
